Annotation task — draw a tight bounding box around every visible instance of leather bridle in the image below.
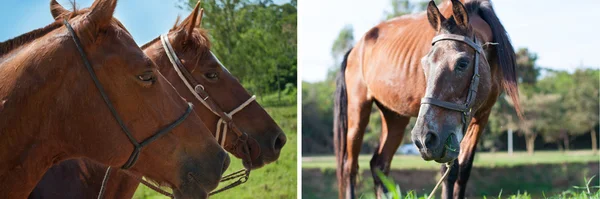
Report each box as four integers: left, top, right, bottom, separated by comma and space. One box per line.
420, 33, 485, 144
160, 34, 256, 195
64, 19, 194, 170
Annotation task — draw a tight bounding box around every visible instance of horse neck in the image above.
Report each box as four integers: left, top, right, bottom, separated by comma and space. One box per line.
0, 39, 73, 197
144, 43, 221, 135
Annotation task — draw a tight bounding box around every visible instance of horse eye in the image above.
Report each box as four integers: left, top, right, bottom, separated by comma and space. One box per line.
138, 71, 156, 83
205, 72, 219, 80
456, 60, 469, 71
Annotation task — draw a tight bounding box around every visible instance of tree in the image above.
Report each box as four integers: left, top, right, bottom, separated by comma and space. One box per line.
515, 48, 540, 86
331, 25, 354, 65
384, 0, 442, 20
564, 69, 600, 153
182, 0, 297, 96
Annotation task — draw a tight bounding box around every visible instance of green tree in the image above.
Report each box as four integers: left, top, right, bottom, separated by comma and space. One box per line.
331, 25, 354, 65
384, 0, 442, 20
564, 69, 600, 153
516, 48, 540, 86
182, 0, 297, 97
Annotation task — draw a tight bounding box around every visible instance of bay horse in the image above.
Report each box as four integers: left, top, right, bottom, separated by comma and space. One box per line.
0, 0, 230, 198
334, 0, 521, 198
29, 1, 286, 198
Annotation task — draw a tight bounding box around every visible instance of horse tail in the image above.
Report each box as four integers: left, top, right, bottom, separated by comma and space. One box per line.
469, 0, 523, 119
334, 47, 352, 198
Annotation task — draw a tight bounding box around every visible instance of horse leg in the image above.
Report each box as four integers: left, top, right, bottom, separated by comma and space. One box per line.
440, 159, 459, 199
370, 102, 409, 199
343, 95, 373, 199
452, 111, 491, 199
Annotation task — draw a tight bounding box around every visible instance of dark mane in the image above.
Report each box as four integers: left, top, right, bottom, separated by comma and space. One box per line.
0, 21, 64, 57
465, 0, 522, 118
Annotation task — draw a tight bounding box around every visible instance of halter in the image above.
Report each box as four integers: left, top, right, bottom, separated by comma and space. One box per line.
420, 33, 484, 143
160, 33, 256, 195
63, 19, 194, 170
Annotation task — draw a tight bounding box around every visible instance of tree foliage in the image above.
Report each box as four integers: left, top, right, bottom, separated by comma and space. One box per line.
182, 0, 297, 97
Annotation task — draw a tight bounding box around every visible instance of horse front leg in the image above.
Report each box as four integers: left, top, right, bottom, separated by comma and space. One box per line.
370, 103, 409, 199
452, 111, 491, 199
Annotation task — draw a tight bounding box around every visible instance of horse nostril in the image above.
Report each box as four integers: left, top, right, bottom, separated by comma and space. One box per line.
424, 132, 439, 149
414, 139, 423, 150
273, 133, 287, 151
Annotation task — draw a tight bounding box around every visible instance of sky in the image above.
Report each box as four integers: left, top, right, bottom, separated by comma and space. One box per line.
2, 0, 598, 83
0, 0, 190, 45
299, 0, 600, 82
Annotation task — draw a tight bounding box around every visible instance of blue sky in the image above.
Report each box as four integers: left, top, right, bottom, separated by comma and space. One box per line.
0, 0, 190, 45
299, 0, 600, 82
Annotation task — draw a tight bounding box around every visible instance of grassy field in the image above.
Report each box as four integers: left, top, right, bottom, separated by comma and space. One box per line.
303, 150, 599, 170
303, 150, 599, 199
133, 105, 297, 199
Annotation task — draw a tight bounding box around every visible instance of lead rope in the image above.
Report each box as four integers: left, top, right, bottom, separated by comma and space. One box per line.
427, 162, 454, 199
97, 166, 112, 199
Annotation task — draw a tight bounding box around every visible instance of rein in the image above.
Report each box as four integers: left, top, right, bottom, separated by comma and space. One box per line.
63, 19, 197, 199
64, 18, 194, 171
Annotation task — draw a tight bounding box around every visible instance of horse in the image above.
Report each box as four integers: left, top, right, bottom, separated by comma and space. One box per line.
28, 1, 287, 198
333, 0, 521, 198
0, 0, 229, 198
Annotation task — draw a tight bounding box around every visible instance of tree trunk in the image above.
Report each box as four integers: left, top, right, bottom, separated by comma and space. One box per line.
592, 129, 598, 154
564, 133, 570, 151
557, 141, 564, 152
526, 133, 537, 155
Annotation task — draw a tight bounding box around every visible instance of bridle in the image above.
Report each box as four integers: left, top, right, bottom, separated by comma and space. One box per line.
64, 19, 194, 169
84, 29, 255, 198
160, 33, 256, 195
63, 19, 201, 199
420, 33, 486, 144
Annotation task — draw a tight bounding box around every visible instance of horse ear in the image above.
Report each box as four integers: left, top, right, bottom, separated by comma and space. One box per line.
88, 0, 117, 27
171, 15, 181, 31
184, 0, 202, 41
451, 0, 469, 28
50, 0, 68, 20
196, 8, 204, 28
427, 1, 445, 31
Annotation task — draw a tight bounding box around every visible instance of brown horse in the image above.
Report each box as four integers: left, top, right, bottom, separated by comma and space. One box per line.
334, 0, 521, 198
29, 1, 286, 198
0, 0, 229, 198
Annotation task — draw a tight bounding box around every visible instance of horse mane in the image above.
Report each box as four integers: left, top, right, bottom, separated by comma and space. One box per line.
0, 6, 83, 58
0, 21, 64, 57
465, 0, 522, 118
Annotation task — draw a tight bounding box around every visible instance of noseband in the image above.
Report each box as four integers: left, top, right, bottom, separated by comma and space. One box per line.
160, 34, 255, 195
420, 33, 484, 141
64, 19, 194, 170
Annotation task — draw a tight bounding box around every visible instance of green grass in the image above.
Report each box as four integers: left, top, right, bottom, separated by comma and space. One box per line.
374, 173, 600, 199
303, 150, 599, 170
133, 105, 297, 199
302, 151, 599, 199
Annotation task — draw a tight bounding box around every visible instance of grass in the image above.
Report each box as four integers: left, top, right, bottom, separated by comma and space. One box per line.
302, 151, 599, 199
374, 173, 600, 199
133, 105, 297, 199
303, 150, 599, 170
